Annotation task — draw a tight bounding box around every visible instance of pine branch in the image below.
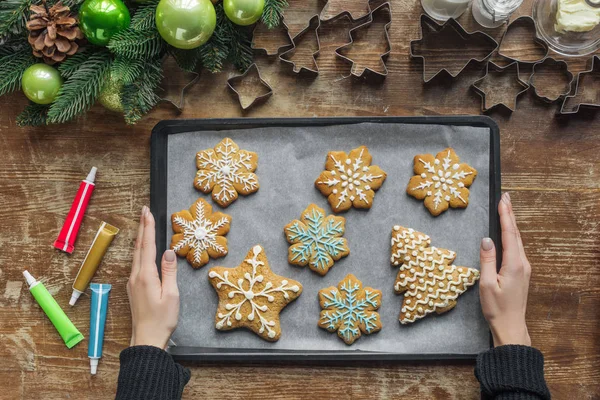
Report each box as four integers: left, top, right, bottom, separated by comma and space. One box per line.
169, 46, 202, 72
199, 4, 229, 73
61, 0, 86, 9
16, 102, 49, 126
261, 0, 287, 29
111, 56, 144, 84
0, 47, 35, 97
57, 47, 92, 78
121, 57, 162, 125
227, 24, 253, 72
0, 0, 31, 42
130, 0, 159, 30
47, 49, 112, 124
107, 27, 165, 59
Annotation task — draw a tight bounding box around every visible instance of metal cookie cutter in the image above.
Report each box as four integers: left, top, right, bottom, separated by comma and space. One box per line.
251, 20, 293, 56
410, 14, 499, 83
498, 16, 549, 64
227, 63, 273, 111
471, 61, 530, 113
529, 58, 574, 103
279, 15, 321, 76
560, 55, 600, 115
334, 2, 392, 80
320, 0, 372, 22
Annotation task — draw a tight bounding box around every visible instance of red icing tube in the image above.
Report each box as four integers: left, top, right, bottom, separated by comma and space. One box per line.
54, 167, 97, 254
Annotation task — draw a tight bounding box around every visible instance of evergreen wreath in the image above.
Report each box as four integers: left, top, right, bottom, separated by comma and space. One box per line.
0, 0, 288, 126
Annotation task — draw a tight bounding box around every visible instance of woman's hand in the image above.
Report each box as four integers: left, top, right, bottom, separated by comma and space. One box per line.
480, 192, 532, 347
127, 206, 180, 349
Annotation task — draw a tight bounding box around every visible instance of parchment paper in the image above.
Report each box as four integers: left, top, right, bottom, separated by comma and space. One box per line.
166, 122, 491, 355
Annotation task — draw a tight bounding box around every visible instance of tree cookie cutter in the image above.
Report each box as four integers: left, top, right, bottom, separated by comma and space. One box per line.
560, 55, 600, 115
471, 61, 530, 113
529, 58, 574, 103
498, 16, 549, 64
227, 63, 273, 111
410, 14, 499, 83
334, 2, 392, 80
320, 0, 373, 22
251, 20, 293, 56
279, 15, 321, 76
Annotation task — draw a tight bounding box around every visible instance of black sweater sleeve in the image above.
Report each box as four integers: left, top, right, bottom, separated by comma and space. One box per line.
475, 345, 551, 400
116, 346, 191, 400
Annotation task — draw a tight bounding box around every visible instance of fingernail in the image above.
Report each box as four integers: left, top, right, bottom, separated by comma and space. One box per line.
502, 192, 511, 205
481, 238, 494, 251
165, 249, 176, 262
142, 205, 148, 216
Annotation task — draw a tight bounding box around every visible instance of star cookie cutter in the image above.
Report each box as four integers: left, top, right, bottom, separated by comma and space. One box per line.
529, 58, 574, 103
334, 2, 392, 80
279, 15, 321, 76
498, 16, 549, 65
560, 55, 600, 115
227, 63, 273, 111
251, 20, 293, 56
410, 14, 498, 83
471, 61, 530, 113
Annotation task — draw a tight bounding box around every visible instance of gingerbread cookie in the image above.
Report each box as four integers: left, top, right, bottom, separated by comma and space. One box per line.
170, 198, 231, 269
284, 204, 350, 276
315, 145, 387, 213
390, 225, 480, 324
208, 245, 302, 341
407, 148, 477, 216
318, 274, 382, 345
194, 138, 259, 207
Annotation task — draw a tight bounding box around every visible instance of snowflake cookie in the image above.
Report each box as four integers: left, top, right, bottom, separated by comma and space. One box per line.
318, 274, 382, 345
208, 245, 303, 341
284, 204, 350, 276
390, 225, 480, 324
194, 138, 259, 207
315, 145, 387, 213
407, 148, 477, 216
170, 198, 232, 269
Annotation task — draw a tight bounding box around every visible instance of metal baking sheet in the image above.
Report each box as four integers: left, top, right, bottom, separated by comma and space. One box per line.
150, 117, 501, 361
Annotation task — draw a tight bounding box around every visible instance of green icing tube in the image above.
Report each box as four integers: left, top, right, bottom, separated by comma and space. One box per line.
24, 270, 84, 349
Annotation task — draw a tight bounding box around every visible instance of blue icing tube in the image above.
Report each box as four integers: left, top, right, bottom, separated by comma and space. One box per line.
89, 283, 111, 374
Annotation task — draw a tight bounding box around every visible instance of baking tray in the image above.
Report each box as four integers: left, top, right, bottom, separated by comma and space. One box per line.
150, 117, 501, 362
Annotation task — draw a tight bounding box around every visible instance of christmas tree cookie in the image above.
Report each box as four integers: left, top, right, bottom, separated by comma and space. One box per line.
194, 138, 259, 207
318, 274, 382, 345
407, 148, 477, 216
390, 225, 479, 324
315, 145, 387, 213
208, 245, 303, 341
284, 204, 350, 276
170, 198, 231, 269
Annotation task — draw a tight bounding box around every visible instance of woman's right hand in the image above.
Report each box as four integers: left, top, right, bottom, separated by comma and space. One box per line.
479, 192, 532, 347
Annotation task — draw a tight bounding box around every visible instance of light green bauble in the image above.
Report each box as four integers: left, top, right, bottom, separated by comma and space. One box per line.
21, 64, 63, 105
98, 75, 124, 113
156, 0, 216, 49
224, 0, 264, 26
79, 0, 131, 46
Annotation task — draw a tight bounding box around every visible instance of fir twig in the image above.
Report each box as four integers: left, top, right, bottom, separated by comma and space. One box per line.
169, 46, 202, 72
47, 49, 112, 124
0, 47, 35, 97
111, 56, 144, 84
130, 0, 159, 30
199, 4, 229, 73
57, 47, 92, 78
121, 57, 162, 124
16, 102, 49, 126
262, 0, 287, 29
107, 27, 165, 59
0, 0, 31, 42
226, 24, 253, 72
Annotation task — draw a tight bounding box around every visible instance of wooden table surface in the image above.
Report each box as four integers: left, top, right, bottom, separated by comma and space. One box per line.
1, 0, 599, 398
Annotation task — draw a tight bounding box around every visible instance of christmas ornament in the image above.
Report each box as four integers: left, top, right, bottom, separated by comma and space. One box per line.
26, 1, 84, 64
224, 0, 265, 26
98, 74, 124, 112
21, 64, 63, 105
155, 0, 216, 49
79, 0, 131, 46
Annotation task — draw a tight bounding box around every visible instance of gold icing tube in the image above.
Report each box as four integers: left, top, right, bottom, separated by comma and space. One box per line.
69, 222, 119, 306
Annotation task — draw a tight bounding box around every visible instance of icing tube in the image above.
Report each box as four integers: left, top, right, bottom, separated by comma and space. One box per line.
23, 270, 84, 349
70, 222, 119, 306
89, 283, 111, 375
54, 167, 97, 254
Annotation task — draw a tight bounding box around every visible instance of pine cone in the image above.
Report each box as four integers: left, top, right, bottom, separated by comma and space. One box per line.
26, 1, 85, 64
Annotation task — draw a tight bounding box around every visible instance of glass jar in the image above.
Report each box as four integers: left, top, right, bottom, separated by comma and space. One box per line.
472, 0, 523, 28
421, 0, 472, 21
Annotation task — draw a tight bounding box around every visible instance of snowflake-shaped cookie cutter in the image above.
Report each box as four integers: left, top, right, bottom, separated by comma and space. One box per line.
315, 145, 387, 213
208, 245, 303, 341
170, 197, 231, 269
407, 148, 477, 216
194, 137, 259, 208
284, 203, 349, 276
318, 273, 382, 345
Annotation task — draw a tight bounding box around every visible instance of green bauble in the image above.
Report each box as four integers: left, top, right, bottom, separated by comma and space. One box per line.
98, 75, 124, 113
156, 0, 216, 49
79, 0, 131, 46
224, 0, 264, 26
21, 64, 63, 105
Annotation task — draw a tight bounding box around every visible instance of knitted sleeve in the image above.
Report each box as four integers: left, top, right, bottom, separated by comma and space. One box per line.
475, 345, 551, 400
116, 345, 191, 400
